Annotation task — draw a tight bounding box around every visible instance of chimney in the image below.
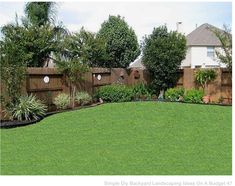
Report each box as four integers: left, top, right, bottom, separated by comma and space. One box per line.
176, 22, 183, 33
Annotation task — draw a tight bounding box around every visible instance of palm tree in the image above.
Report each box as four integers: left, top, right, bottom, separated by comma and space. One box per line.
24, 2, 56, 26
23, 2, 68, 67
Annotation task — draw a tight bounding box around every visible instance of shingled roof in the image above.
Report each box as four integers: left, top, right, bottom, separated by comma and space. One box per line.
186, 23, 222, 46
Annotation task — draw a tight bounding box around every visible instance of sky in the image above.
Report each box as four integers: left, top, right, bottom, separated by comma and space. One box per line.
0, 1, 232, 42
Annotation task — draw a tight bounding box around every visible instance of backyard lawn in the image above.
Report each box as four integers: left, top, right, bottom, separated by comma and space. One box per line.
0, 102, 232, 175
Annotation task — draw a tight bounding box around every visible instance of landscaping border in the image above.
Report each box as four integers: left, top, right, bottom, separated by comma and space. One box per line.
0, 103, 102, 129
0, 100, 231, 129
155, 99, 232, 107
132, 99, 232, 106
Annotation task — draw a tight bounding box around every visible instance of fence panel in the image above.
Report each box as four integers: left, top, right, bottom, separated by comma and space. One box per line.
0, 67, 232, 119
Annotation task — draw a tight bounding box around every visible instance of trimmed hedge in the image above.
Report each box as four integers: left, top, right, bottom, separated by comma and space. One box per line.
96, 84, 204, 104
95, 84, 134, 102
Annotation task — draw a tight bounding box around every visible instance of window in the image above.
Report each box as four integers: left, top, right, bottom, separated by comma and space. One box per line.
207, 47, 215, 57
206, 65, 219, 68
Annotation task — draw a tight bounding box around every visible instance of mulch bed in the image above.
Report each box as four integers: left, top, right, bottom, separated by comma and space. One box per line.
0, 100, 231, 129
0, 102, 102, 129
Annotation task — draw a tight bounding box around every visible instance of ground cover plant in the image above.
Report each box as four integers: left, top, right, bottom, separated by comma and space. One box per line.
1, 102, 231, 175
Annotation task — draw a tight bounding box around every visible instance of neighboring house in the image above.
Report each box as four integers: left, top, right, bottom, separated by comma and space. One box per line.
129, 23, 226, 69
181, 23, 226, 68
128, 56, 145, 69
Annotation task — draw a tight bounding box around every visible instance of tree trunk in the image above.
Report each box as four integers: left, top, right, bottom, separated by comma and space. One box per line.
72, 85, 76, 108
204, 82, 208, 95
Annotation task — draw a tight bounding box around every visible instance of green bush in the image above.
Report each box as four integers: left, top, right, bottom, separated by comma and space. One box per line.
4, 94, 47, 121
95, 84, 133, 102
132, 83, 152, 99
75, 92, 92, 106
165, 87, 185, 101
54, 93, 70, 110
184, 89, 204, 103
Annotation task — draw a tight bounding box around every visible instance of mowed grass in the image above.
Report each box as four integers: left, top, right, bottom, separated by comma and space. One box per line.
0, 102, 232, 175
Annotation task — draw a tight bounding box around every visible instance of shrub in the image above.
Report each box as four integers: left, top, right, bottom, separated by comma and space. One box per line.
4, 94, 47, 121
132, 83, 152, 98
95, 84, 133, 102
165, 87, 185, 101
184, 89, 204, 103
54, 93, 70, 110
75, 92, 92, 106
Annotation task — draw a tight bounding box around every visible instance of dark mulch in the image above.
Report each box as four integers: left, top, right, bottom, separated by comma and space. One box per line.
0, 103, 102, 129
0, 100, 231, 129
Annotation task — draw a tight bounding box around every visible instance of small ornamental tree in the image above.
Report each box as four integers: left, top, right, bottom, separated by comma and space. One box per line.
55, 34, 89, 108
195, 69, 217, 95
56, 59, 89, 108
142, 25, 187, 96
97, 15, 140, 68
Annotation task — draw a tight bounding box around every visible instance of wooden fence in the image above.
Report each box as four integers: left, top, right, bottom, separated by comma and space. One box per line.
0, 67, 232, 119
175, 68, 232, 103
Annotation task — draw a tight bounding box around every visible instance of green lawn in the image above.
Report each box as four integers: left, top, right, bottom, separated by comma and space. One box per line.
0, 102, 232, 175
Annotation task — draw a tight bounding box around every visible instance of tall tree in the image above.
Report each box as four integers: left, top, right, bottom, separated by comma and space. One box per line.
97, 15, 140, 68
1, 2, 67, 67
142, 25, 187, 96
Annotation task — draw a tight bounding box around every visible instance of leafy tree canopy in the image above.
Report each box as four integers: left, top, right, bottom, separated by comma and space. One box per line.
212, 25, 232, 72
1, 22, 65, 67
58, 28, 109, 67
97, 15, 140, 68
1, 2, 67, 67
142, 25, 187, 94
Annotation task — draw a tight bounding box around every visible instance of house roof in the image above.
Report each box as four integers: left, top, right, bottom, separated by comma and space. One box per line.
186, 23, 222, 46
128, 56, 145, 69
